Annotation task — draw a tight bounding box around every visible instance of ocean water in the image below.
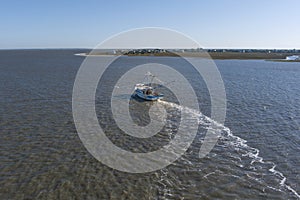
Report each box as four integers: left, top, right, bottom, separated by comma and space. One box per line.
0, 50, 299, 199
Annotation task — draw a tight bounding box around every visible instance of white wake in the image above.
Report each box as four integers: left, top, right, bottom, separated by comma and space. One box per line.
158, 100, 300, 199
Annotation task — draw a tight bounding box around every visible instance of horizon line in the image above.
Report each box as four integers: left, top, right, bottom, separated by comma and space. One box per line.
0, 47, 300, 50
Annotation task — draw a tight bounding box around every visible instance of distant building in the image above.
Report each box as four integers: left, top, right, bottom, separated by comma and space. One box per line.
286, 55, 300, 60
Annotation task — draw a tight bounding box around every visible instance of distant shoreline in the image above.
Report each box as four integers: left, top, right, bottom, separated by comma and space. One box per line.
75, 52, 300, 62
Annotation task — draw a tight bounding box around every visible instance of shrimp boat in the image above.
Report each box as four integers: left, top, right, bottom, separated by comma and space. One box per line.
134, 73, 164, 101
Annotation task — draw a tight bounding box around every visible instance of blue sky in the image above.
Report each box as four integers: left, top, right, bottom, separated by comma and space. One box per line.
1, 0, 300, 49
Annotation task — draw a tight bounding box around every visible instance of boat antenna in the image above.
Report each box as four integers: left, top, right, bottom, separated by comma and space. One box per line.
145, 71, 156, 87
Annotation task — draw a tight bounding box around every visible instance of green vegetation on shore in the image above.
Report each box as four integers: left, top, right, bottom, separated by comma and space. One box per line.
80, 49, 300, 61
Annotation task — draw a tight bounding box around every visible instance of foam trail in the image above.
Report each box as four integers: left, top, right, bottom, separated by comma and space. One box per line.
158, 100, 300, 199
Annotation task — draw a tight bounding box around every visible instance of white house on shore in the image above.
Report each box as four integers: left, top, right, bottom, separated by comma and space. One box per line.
286, 55, 300, 60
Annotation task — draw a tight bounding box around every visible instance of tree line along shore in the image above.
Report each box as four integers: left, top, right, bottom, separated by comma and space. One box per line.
81, 49, 300, 61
